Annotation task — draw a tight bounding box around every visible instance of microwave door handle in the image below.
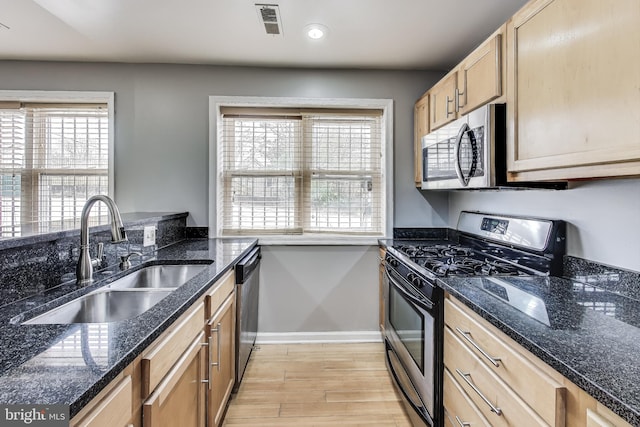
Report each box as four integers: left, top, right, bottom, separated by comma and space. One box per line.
454, 123, 470, 186
454, 123, 479, 187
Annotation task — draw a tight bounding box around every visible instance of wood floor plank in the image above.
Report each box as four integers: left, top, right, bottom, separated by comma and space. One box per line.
222, 342, 412, 426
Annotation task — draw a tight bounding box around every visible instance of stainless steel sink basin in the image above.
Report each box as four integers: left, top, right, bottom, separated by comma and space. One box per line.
23, 289, 173, 324
105, 264, 209, 290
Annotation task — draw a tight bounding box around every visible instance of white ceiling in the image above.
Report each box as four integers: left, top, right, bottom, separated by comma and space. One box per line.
0, 0, 529, 70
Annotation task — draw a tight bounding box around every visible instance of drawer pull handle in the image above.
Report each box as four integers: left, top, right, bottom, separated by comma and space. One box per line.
455, 416, 471, 427
455, 327, 501, 367
211, 323, 222, 372
455, 368, 503, 416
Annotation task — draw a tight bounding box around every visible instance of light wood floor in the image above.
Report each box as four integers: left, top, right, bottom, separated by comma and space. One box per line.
222, 342, 413, 426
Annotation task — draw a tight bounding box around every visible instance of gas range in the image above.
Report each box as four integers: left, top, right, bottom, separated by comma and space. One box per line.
388, 211, 566, 283
385, 211, 566, 330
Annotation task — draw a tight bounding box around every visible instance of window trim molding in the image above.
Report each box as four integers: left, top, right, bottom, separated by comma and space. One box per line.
0, 90, 115, 198
208, 96, 394, 244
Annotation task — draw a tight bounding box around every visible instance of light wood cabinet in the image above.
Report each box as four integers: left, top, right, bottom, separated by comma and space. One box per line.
414, 95, 429, 187
141, 302, 206, 398
378, 247, 386, 332
506, 0, 640, 181
425, 26, 505, 133
457, 31, 503, 116
443, 368, 491, 427
206, 293, 235, 427
429, 73, 458, 131
143, 332, 206, 427
586, 405, 633, 427
71, 376, 133, 427
444, 327, 550, 427
69, 267, 242, 427
445, 298, 565, 425
444, 294, 633, 427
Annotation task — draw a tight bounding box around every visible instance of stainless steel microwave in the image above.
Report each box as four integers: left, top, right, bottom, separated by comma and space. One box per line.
421, 103, 506, 190
421, 104, 566, 190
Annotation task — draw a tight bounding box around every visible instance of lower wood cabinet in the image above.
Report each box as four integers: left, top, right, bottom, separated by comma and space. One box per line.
143, 332, 206, 427
206, 293, 235, 427
71, 375, 134, 427
378, 246, 386, 333
69, 268, 239, 427
444, 294, 632, 427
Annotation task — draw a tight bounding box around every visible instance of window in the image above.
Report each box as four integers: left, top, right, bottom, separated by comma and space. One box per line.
215, 99, 391, 241
0, 92, 113, 238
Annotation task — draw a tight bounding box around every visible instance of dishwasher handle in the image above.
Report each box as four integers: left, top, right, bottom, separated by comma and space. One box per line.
236, 247, 261, 284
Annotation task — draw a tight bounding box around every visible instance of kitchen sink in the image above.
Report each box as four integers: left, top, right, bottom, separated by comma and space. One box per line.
23, 289, 173, 324
105, 264, 209, 290
20, 263, 211, 324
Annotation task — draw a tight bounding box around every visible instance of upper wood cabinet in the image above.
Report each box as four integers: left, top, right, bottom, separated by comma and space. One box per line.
506, 0, 640, 181
457, 32, 502, 116
426, 27, 505, 132
429, 73, 458, 131
414, 95, 429, 186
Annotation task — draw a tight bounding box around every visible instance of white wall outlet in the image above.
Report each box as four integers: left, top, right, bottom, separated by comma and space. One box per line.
143, 226, 156, 247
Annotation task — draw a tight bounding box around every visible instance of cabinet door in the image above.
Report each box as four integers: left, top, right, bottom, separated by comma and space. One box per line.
414, 95, 429, 186
207, 293, 236, 427
429, 73, 457, 130
457, 31, 502, 115
507, 0, 640, 181
143, 332, 206, 427
72, 376, 133, 427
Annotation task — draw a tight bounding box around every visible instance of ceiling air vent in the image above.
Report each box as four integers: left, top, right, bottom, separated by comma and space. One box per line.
255, 4, 283, 36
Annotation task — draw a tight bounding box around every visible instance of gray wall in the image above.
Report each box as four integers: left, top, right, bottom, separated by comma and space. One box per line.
0, 60, 444, 338
0, 61, 446, 228
448, 178, 640, 272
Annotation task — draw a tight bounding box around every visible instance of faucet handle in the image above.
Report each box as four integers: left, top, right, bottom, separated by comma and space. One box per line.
90, 242, 105, 269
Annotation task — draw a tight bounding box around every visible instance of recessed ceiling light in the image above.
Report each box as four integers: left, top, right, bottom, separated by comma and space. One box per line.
305, 24, 328, 40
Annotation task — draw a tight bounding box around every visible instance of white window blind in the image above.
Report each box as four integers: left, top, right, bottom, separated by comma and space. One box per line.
0, 103, 109, 237
219, 108, 384, 237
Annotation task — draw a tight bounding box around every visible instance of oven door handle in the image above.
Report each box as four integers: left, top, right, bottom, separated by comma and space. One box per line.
386, 266, 434, 311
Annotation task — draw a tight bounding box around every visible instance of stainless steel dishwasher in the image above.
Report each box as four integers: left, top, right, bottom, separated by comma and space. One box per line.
233, 246, 260, 391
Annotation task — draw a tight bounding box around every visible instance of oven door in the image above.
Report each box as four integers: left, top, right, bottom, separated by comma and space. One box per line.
384, 265, 438, 426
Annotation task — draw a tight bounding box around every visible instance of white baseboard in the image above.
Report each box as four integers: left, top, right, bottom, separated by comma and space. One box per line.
255, 330, 383, 344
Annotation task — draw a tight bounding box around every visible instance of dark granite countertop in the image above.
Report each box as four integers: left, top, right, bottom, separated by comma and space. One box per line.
0, 237, 257, 418
379, 238, 640, 425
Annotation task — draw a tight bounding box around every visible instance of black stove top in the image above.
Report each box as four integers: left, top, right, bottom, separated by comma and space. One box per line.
392, 243, 546, 278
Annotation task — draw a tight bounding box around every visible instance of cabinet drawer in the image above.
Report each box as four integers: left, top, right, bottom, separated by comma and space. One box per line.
445, 298, 565, 425
142, 301, 205, 397
444, 327, 548, 427
205, 269, 235, 319
73, 376, 132, 427
444, 367, 491, 427
143, 332, 206, 427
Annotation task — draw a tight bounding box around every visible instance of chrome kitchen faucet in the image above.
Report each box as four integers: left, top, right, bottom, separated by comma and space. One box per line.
76, 195, 128, 285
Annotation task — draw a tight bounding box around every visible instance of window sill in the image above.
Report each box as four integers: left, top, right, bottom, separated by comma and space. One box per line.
228, 236, 387, 246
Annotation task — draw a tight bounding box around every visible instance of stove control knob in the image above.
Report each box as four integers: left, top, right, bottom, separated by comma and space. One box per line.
407, 273, 423, 288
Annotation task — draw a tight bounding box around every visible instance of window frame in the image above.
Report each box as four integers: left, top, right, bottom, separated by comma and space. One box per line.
0, 90, 115, 237
209, 96, 394, 245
